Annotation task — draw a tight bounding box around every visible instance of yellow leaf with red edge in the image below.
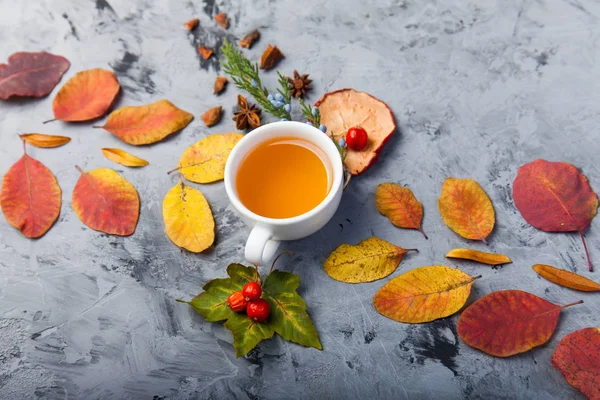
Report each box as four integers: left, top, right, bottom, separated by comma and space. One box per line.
324, 236, 416, 283
175, 133, 244, 183
72, 167, 139, 236
101, 148, 148, 167
95, 100, 193, 145
373, 265, 478, 323
0, 147, 61, 238
19, 133, 70, 148
438, 177, 495, 243
163, 180, 215, 252
552, 327, 600, 400
375, 183, 427, 239
52, 68, 120, 122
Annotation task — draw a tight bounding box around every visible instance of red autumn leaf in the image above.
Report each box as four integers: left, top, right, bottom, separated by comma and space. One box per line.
0, 52, 70, 100
316, 89, 396, 175
457, 290, 583, 357
552, 327, 600, 399
0, 145, 61, 238
51, 68, 120, 122
513, 159, 599, 271
72, 167, 140, 236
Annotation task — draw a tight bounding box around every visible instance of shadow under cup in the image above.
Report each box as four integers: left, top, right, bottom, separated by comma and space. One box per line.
224, 121, 344, 265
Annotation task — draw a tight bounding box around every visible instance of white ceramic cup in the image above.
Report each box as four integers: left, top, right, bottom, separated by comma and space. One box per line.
224, 121, 344, 265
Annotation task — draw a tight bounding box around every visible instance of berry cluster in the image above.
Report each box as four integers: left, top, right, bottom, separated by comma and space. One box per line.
227, 281, 270, 322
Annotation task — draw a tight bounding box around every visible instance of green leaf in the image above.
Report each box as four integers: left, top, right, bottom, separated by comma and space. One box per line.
224, 313, 275, 357
262, 270, 322, 350
189, 264, 257, 322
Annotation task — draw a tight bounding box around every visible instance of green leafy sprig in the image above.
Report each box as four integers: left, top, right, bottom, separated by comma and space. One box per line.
299, 98, 320, 126
220, 39, 291, 120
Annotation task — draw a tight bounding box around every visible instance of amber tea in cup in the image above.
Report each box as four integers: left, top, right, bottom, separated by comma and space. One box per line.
236, 137, 332, 218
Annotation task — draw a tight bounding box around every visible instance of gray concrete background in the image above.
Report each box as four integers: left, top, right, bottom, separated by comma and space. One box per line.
1, 0, 599, 399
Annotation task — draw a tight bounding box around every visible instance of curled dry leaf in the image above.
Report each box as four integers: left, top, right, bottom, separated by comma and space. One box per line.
438, 177, 495, 244
457, 290, 583, 357
375, 183, 427, 239
163, 180, 215, 252
316, 89, 396, 175
101, 148, 149, 167
323, 236, 416, 283
174, 133, 244, 183
0, 51, 70, 99
259, 44, 284, 70
373, 266, 479, 323
513, 159, 598, 271
184, 18, 199, 31
239, 29, 260, 49
95, 99, 193, 145
19, 133, 70, 148
213, 76, 228, 95
72, 167, 140, 236
214, 12, 229, 29
201, 106, 222, 127
0, 147, 61, 238
52, 68, 120, 122
552, 327, 600, 400
445, 248, 511, 266
532, 264, 600, 292
198, 46, 214, 60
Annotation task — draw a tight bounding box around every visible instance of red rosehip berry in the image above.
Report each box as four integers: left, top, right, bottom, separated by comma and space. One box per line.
246, 299, 270, 322
242, 281, 262, 301
227, 291, 247, 313
346, 127, 368, 151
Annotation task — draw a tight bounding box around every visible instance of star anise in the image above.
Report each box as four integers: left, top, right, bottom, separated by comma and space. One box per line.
287, 70, 312, 98
232, 94, 261, 130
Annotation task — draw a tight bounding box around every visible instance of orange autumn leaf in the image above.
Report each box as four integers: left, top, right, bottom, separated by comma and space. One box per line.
52, 68, 120, 122
532, 264, 600, 292
374, 266, 479, 323
552, 327, 600, 400
457, 290, 583, 357
94, 100, 193, 145
72, 167, 140, 236
19, 133, 71, 148
375, 183, 427, 239
438, 177, 495, 244
0, 146, 61, 238
445, 248, 512, 266
101, 148, 149, 167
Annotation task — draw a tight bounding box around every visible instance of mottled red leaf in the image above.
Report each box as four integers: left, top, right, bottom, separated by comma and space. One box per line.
457, 290, 582, 357
0, 52, 70, 99
552, 327, 600, 399
513, 159, 599, 270
0, 145, 61, 238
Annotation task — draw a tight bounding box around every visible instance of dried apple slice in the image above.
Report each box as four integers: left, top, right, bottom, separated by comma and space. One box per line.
315, 89, 396, 175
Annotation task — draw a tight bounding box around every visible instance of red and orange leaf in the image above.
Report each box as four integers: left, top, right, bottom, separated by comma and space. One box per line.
0, 147, 61, 238
0, 52, 70, 99
316, 89, 396, 175
513, 159, 598, 271
552, 327, 600, 400
72, 167, 140, 236
95, 100, 193, 145
457, 290, 583, 357
52, 68, 120, 122
375, 183, 427, 239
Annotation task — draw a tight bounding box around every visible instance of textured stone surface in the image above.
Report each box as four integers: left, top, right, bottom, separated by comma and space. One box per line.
1, 0, 599, 399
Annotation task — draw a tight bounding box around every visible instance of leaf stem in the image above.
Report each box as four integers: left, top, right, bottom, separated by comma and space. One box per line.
418, 227, 429, 240
42, 118, 56, 124
268, 250, 293, 275
560, 299, 584, 309
175, 299, 190, 304
75, 165, 84, 174
580, 230, 593, 272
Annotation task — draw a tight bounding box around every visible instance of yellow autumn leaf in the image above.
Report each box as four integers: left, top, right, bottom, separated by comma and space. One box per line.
174, 133, 244, 183
438, 177, 495, 243
323, 236, 416, 283
163, 180, 215, 252
20, 133, 71, 148
445, 248, 512, 265
373, 266, 480, 323
101, 148, 149, 167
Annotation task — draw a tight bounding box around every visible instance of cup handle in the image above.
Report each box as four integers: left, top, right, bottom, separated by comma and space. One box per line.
245, 225, 280, 266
